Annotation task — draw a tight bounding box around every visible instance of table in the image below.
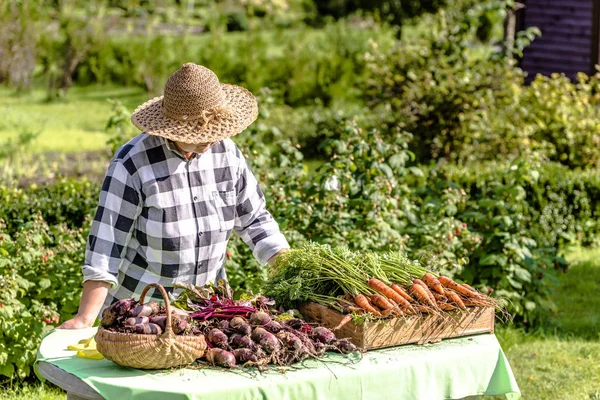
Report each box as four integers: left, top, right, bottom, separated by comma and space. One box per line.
36, 328, 520, 400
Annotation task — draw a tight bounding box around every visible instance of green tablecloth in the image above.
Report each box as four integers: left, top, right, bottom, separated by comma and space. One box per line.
37, 328, 520, 400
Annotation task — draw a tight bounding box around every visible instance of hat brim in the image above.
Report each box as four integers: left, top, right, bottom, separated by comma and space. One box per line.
130, 84, 258, 144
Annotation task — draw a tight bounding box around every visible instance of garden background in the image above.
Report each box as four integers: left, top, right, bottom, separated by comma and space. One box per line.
0, 0, 599, 398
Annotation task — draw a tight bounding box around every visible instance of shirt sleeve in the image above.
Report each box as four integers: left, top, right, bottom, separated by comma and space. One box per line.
233, 152, 289, 265
82, 160, 142, 288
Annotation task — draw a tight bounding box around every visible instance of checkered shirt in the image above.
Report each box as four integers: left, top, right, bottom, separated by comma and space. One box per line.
82, 133, 289, 310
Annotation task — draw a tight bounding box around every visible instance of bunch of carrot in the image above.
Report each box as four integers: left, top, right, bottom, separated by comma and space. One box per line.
265, 243, 497, 320
341, 273, 494, 318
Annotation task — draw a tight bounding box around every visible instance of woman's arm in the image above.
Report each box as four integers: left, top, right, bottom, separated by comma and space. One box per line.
58, 280, 111, 329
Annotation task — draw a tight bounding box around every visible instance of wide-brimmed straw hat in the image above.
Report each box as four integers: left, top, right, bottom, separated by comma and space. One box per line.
131, 63, 258, 144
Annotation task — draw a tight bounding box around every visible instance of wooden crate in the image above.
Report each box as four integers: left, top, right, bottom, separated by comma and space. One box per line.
299, 303, 495, 350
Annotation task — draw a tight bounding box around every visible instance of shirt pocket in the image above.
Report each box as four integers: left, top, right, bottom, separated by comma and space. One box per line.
212, 190, 236, 232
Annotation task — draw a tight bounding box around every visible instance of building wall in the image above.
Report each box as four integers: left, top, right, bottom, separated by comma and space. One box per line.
521, 0, 596, 80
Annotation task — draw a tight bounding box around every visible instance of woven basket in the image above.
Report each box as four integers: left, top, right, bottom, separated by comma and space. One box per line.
95, 283, 206, 369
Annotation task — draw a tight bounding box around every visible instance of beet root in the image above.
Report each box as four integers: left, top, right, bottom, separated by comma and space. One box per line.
205, 348, 236, 368
251, 327, 281, 354
230, 316, 252, 335
101, 308, 117, 328
132, 323, 163, 334
208, 328, 229, 348
263, 320, 282, 333
336, 339, 358, 354
249, 311, 272, 326
276, 331, 303, 352
229, 333, 255, 350
124, 316, 150, 326
129, 301, 160, 318
312, 327, 337, 344
232, 348, 258, 363
171, 314, 189, 334
218, 319, 230, 331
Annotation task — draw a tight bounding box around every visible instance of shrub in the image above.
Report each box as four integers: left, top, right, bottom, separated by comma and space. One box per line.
0, 214, 87, 380
0, 178, 99, 235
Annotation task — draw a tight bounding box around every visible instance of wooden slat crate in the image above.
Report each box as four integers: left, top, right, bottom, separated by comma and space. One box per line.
299, 303, 495, 350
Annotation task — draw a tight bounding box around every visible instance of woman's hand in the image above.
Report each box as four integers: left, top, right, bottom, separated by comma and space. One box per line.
58, 314, 96, 330
57, 280, 111, 329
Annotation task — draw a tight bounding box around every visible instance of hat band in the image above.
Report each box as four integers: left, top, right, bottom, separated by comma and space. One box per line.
161, 100, 231, 125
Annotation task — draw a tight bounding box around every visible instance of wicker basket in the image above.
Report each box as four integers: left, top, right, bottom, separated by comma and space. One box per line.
95, 283, 206, 369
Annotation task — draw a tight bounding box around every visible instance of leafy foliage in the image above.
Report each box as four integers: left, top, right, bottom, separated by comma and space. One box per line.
0, 215, 87, 380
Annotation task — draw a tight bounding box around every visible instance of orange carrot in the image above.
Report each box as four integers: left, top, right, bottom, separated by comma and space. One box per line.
461, 283, 477, 293
354, 294, 381, 316
438, 303, 457, 311
391, 284, 415, 303
432, 292, 447, 302
409, 283, 437, 308
333, 314, 353, 331
370, 293, 394, 311
413, 278, 437, 304
445, 290, 467, 309
460, 283, 489, 300
368, 278, 414, 312
422, 273, 445, 295
438, 276, 479, 298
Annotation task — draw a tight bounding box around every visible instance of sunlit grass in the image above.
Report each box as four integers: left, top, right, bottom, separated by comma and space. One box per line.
0, 85, 147, 153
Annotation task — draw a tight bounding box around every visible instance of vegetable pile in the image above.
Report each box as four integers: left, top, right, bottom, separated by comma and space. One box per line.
265, 243, 499, 321
100, 281, 358, 369
100, 298, 192, 335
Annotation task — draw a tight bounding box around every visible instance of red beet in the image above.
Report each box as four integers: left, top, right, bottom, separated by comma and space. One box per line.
249, 311, 272, 326
132, 323, 162, 334
251, 327, 280, 354
232, 348, 258, 363
208, 328, 229, 348
263, 320, 282, 333
205, 348, 236, 368
312, 327, 336, 344
124, 316, 149, 326
230, 316, 252, 335
336, 339, 358, 354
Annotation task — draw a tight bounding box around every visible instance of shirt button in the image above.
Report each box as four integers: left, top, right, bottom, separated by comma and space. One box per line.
193, 196, 198, 201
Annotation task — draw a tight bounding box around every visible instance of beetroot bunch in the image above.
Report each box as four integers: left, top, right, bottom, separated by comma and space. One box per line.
199, 310, 358, 369
100, 299, 191, 335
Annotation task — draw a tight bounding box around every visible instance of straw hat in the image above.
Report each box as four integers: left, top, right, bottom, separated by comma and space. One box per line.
131, 63, 258, 144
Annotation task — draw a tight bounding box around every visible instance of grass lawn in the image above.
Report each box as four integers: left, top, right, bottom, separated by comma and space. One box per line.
0, 85, 148, 153
2, 247, 598, 399
495, 247, 600, 399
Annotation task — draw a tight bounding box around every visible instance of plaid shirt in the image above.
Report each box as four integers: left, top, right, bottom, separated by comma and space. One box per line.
83, 133, 289, 309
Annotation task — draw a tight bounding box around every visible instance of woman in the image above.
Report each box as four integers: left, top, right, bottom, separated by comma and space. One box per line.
60, 63, 288, 329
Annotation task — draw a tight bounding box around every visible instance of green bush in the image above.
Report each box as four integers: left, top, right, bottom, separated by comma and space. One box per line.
69, 20, 395, 106
439, 161, 600, 250
0, 214, 87, 380
0, 178, 99, 236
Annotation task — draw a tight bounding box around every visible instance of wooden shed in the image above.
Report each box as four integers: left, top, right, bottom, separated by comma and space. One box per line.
519, 0, 600, 80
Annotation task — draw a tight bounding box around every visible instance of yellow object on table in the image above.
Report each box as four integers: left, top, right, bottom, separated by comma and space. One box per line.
67, 337, 104, 360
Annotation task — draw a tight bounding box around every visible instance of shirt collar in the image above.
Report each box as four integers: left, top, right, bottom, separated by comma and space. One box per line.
164, 138, 195, 161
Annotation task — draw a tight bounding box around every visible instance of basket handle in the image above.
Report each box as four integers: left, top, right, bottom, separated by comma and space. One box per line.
138, 283, 175, 337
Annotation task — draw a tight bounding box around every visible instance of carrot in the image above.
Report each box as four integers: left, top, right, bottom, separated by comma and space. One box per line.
370, 293, 394, 311
445, 290, 467, 309
368, 278, 414, 312
438, 303, 457, 311
432, 292, 447, 302
354, 294, 382, 316
461, 283, 477, 293
422, 273, 445, 295
409, 283, 437, 308
333, 314, 353, 331
391, 283, 415, 303
438, 276, 479, 298
413, 278, 437, 304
